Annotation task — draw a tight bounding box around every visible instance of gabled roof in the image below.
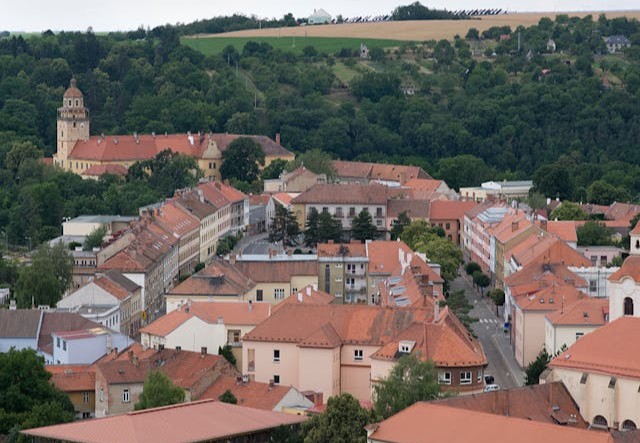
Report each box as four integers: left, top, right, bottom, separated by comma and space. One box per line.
488, 213, 536, 244
367, 241, 443, 284
514, 284, 586, 312
546, 221, 578, 243
609, 255, 640, 283
38, 312, 102, 355
317, 241, 366, 258
272, 285, 335, 312
550, 317, 640, 380
291, 183, 388, 205
367, 403, 614, 443
429, 200, 478, 221
0, 310, 42, 339
22, 399, 306, 443
47, 365, 96, 392
189, 301, 271, 326
509, 237, 590, 271
233, 259, 317, 283
148, 200, 200, 237
200, 376, 296, 410
332, 160, 431, 182
139, 310, 194, 337
169, 260, 255, 297
631, 219, 640, 236
387, 199, 429, 219
431, 382, 587, 428
93, 271, 139, 301
545, 297, 608, 326
196, 180, 247, 207
605, 202, 640, 223
403, 178, 444, 192
174, 189, 218, 219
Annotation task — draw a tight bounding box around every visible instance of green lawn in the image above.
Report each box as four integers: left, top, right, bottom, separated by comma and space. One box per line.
182, 36, 408, 56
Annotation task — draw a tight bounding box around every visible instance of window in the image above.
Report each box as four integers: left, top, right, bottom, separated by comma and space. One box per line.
274, 288, 285, 300
228, 330, 241, 344
580, 373, 588, 384
354, 349, 363, 361
256, 290, 263, 302
593, 415, 608, 428
349, 207, 356, 217
477, 369, 483, 382
322, 207, 328, 214
274, 375, 280, 384
99, 387, 104, 402
446, 223, 451, 230
56, 337, 60, 348
273, 349, 280, 362
589, 280, 597, 292
438, 372, 451, 385
335, 263, 342, 268
608, 377, 617, 389
460, 371, 472, 385
122, 389, 130, 403
622, 420, 637, 431
600, 255, 608, 265
63, 340, 67, 351
575, 332, 584, 341
590, 255, 597, 266
624, 297, 634, 316
83, 391, 90, 403
376, 208, 383, 217
336, 207, 343, 218
376, 220, 382, 227
82, 412, 91, 419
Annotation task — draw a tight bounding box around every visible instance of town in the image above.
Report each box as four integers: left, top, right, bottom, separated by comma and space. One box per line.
1, 2, 640, 443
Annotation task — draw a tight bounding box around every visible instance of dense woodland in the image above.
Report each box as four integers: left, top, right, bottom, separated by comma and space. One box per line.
0, 14, 640, 247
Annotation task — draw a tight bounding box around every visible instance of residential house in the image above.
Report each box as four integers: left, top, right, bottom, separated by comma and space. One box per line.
57, 270, 143, 337
144, 219, 180, 294
173, 188, 219, 264
51, 328, 133, 366
94, 348, 236, 417
248, 194, 275, 235
544, 297, 608, 356
165, 260, 255, 311
370, 306, 487, 396
197, 180, 249, 239
605, 35, 631, 53
545, 317, 640, 431
200, 375, 314, 413
263, 166, 326, 193
608, 256, 640, 322
23, 399, 306, 443
578, 245, 625, 268
308, 8, 332, 24
53, 79, 295, 179
462, 201, 509, 272
366, 403, 615, 443
386, 199, 429, 232
317, 241, 368, 303
47, 365, 96, 419
331, 160, 431, 186
403, 178, 458, 200
605, 202, 640, 225
428, 200, 478, 245
291, 183, 389, 234
233, 253, 318, 304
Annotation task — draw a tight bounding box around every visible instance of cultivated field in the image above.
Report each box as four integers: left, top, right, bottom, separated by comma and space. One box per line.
188, 11, 640, 42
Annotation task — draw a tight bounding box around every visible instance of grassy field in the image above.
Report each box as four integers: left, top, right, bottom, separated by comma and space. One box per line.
189, 11, 640, 42
182, 35, 409, 55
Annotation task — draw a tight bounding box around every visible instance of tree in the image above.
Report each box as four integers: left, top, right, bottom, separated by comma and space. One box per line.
218, 389, 238, 404
533, 164, 574, 200
83, 225, 107, 251
317, 212, 342, 244
488, 288, 505, 306
400, 220, 444, 249
472, 270, 491, 291
301, 393, 376, 443
304, 208, 321, 247
261, 158, 289, 180
14, 243, 73, 308
218, 345, 237, 366
586, 180, 627, 205
441, 289, 477, 330
134, 371, 185, 410
269, 204, 300, 246
351, 72, 401, 102
390, 211, 411, 241
287, 149, 336, 179
436, 155, 491, 191
524, 346, 565, 385
373, 355, 440, 419
466, 28, 480, 40
220, 137, 265, 183
0, 348, 74, 435
549, 202, 588, 221
465, 262, 481, 275
6, 141, 43, 175
577, 221, 615, 246
351, 210, 377, 242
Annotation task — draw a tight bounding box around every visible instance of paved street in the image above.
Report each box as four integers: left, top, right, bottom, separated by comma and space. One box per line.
450, 275, 525, 389
238, 234, 283, 255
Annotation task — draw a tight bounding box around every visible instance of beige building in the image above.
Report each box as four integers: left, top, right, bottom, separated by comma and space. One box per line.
174, 189, 219, 264
263, 166, 326, 193
545, 317, 640, 432
53, 79, 294, 180
608, 255, 640, 322
317, 241, 369, 303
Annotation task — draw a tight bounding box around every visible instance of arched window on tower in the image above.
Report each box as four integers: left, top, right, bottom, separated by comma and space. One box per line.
593, 415, 608, 428
624, 297, 634, 316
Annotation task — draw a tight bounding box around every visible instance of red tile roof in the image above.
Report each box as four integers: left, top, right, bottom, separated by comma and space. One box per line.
81, 164, 128, 177
200, 376, 293, 410
488, 214, 537, 244
387, 199, 429, 219
546, 221, 578, 243
148, 200, 200, 237
317, 241, 366, 258
47, 365, 96, 392
140, 310, 194, 336
272, 192, 295, 207
432, 382, 587, 428
550, 317, 640, 380
609, 255, 640, 283
63, 79, 83, 98
68, 133, 293, 162
233, 260, 317, 283
631, 220, 640, 236
367, 241, 443, 284
332, 160, 431, 182
169, 260, 255, 297
605, 202, 640, 223
196, 180, 247, 206
189, 301, 271, 326
514, 285, 586, 312
428, 200, 478, 221
272, 286, 335, 312
545, 297, 608, 326
367, 403, 614, 443
403, 178, 443, 192
291, 183, 389, 205
22, 399, 306, 443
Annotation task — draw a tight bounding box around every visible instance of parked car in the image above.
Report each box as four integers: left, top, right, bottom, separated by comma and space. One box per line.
483, 384, 500, 392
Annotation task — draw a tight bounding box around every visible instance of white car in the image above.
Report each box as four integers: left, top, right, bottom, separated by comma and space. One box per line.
483, 384, 500, 392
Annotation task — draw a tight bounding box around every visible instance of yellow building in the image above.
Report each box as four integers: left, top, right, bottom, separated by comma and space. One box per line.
53, 79, 294, 179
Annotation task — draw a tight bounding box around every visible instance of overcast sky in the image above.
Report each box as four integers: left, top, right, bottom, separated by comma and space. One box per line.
2, 0, 637, 32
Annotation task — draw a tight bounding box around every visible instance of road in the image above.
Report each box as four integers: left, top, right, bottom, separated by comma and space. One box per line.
238, 234, 283, 255
450, 275, 525, 390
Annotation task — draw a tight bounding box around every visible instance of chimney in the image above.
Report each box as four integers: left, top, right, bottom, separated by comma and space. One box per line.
132, 355, 139, 367
399, 171, 407, 185
248, 300, 253, 311
512, 221, 519, 232
540, 219, 548, 231
217, 316, 224, 325
200, 347, 207, 357
158, 344, 165, 351
275, 133, 281, 144
268, 379, 275, 390
230, 254, 236, 265
236, 375, 243, 384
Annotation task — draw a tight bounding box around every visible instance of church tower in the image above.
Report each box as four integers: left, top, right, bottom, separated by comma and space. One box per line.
55, 78, 89, 170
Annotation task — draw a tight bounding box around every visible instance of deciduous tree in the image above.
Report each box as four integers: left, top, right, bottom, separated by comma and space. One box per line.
302, 393, 376, 443
220, 137, 265, 183
134, 371, 185, 410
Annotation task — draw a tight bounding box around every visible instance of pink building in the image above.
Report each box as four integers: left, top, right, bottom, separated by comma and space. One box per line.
462, 201, 509, 272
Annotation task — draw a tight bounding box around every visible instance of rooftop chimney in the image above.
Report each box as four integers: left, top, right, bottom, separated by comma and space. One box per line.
540, 219, 548, 231
248, 300, 253, 311
217, 316, 224, 325
268, 379, 275, 390
200, 347, 207, 357
512, 221, 519, 232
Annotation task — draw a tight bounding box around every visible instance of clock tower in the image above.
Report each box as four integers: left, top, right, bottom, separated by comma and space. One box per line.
55, 78, 89, 170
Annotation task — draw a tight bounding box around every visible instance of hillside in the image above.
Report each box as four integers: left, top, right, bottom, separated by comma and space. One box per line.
188, 11, 640, 41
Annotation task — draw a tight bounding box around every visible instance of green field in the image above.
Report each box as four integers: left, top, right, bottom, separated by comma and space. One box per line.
182, 36, 408, 56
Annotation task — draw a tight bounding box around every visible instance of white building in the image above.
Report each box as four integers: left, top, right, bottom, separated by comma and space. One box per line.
51, 328, 133, 365
308, 8, 332, 24
608, 255, 640, 322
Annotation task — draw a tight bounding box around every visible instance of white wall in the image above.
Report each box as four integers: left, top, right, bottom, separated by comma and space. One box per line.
160, 316, 226, 354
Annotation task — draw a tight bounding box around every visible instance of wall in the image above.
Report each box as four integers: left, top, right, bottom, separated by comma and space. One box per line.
0, 337, 37, 353
340, 344, 378, 402
608, 277, 640, 322
299, 346, 340, 402
68, 390, 95, 419
165, 317, 227, 354
544, 319, 600, 356
243, 341, 300, 388
516, 310, 549, 367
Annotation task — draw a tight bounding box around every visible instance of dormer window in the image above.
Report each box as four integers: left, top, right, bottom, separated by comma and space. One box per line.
399, 340, 416, 354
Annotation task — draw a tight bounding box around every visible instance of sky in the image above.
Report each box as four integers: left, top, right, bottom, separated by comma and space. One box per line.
1, 0, 638, 32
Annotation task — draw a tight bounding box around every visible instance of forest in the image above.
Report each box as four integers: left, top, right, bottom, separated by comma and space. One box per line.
0, 13, 639, 248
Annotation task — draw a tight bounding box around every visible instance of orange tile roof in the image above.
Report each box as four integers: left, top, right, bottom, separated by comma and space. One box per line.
291, 183, 388, 205
505, 263, 587, 291
428, 200, 478, 221
188, 301, 271, 326
367, 241, 443, 284
174, 189, 218, 219
81, 164, 128, 177
367, 403, 614, 443
249, 194, 271, 206
140, 310, 194, 336
431, 382, 587, 428
387, 199, 429, 219
546, 221, 578, 243
169, 260, 255, 297
550, 317, 640, 379
317, 241, 366, 258
150, 200, 200, 237
605, 202, 640, 223
22, 399, 306, 443
244, 304, 432, 347
68, 133, 293, 162
199, 376, 293, 410
609, 255, 640, 283
92, 273, 138, 301
514, 285, 586, 312
233, 260, 317, 283
332, 160, 431, 182
510, 237, 590, 271
488, 214, 536, 244
47, 365, 96, 392
631, 219, 640, 236
272, 192, 295, 206
272, 285, 334, 312
545, 297, 608, 326
403, 178, 443, 192
507, 233, 556, 265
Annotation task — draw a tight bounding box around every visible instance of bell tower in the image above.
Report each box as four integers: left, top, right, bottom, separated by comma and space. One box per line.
55, 78, 89, 170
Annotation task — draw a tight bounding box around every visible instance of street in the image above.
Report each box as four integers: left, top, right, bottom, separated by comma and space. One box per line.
450, 275, 525, 390
238, 234, 283, 255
